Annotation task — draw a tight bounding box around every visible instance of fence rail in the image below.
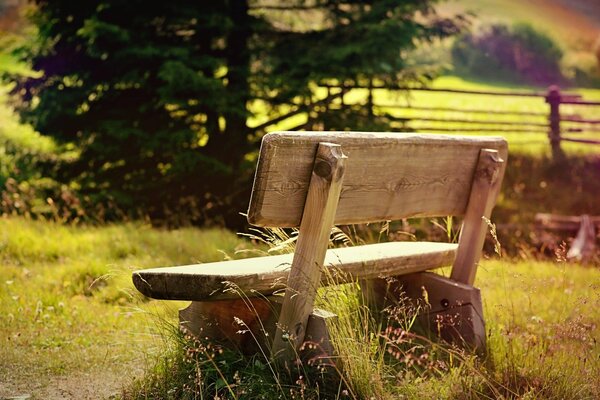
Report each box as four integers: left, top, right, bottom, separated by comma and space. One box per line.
254, 82, 600, 161
376, 104, 548, 117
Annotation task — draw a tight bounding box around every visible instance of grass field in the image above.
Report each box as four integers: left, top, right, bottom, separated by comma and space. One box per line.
0, 218, 259, 398
2, 38, 600, 398
1, 217, 599, 399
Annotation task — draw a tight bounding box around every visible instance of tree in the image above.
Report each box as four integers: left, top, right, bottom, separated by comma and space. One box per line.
9, 0, 465, 226
451, 23, 564, 85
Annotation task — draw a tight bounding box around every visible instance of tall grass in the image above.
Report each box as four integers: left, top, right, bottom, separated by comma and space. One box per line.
0, 217, 257, 398
1, 216, 598, 398
123, 224, 600, 399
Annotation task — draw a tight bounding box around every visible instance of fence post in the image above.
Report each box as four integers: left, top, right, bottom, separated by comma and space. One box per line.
367, 79, 374, 120
545, 86, 565, 162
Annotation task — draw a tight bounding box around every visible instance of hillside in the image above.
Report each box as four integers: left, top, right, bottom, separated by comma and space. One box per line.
439, 0, 599, 45
438, 0, 600, 76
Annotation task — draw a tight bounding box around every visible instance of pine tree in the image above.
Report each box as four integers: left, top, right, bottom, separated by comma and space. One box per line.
9, 0, 465, 225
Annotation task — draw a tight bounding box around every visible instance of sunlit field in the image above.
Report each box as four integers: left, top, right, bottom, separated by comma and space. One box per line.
2, 2, 600, 393
2, 66, 600, 397
249, 76, 600, 158
0, 218, 256, 398
1, 217, 599, 398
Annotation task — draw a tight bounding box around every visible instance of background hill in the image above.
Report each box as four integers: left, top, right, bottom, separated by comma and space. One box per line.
438, 0, 600, 77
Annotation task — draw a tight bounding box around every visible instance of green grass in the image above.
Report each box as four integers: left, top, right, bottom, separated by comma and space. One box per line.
2, 43, 600, 398
0, 217, 258, 398
0, 215, 598, 399
119, 226, 600, 399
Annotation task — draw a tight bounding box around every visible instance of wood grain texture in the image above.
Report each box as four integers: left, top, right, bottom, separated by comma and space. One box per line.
451, 149, 506, 285
271, 143, 346, 361
396, 272, 486, 352
179, 297, 337, 359
132, 241, 458, 301
247, 131, 508, 227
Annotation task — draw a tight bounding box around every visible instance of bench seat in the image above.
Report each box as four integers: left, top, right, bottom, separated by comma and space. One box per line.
133, 241, 457, 301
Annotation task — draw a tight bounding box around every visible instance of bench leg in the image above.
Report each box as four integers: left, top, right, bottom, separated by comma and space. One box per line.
179, 298, 275, 355
360, 272, 486, 353
179, 299, 337, 364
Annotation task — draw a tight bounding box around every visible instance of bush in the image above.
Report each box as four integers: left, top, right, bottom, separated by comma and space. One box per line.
451, 23, 564, 85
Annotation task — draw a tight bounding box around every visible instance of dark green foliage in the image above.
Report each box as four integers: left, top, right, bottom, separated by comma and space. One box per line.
451, 23, 564, 85
8, 1, 465, 226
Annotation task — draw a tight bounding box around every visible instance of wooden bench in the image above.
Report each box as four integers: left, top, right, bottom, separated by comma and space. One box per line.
133, 131, 507, 362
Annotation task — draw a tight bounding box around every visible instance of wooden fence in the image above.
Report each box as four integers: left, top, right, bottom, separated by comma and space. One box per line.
253, 83, 600, 161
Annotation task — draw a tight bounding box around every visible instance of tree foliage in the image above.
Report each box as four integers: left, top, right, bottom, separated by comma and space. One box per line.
9, 0, 465, 226
451, 23, 564, 85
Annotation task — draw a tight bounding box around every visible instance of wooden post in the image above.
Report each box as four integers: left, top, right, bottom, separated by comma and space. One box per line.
545, 86, 565, 162
180, 297, 338, 359
396, 272, 487, 352
306, 95, 314, 130
566, 215, 596, 263
367, 79, 374, 119
271, 142, 346, 363
451, 149, 505, 285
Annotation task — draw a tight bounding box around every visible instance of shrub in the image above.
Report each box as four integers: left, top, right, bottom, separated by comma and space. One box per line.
451, 23, 564, 85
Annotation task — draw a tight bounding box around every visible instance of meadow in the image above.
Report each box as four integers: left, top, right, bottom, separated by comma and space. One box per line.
0, 218, 257, 398
2, 54, 600, 397
1, 217, 599, 399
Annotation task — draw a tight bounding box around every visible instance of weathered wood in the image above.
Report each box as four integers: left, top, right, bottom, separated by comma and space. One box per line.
180, 297, 337, 360
132, 131, 509, 359
561, 117, 600, 124
560, 137, 600, 145
271, 142, 346, 362
365, 272, 486, 352
133, 241, 457, 301
319, 82, 548, 97
248, 132, 508, 227
566, 215, 596, 263
179, 298, 275, 354
546, 86, 565, 162
535, 213, 600, 231
375, 104, 547, 117
397, 272, 486, 352
450, 149, 505, 285
559, 99, 600, 106
398, 126, 547, 134
388, 115, 549, 127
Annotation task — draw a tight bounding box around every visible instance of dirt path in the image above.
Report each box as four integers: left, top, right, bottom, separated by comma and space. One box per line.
0, 363, 143, 400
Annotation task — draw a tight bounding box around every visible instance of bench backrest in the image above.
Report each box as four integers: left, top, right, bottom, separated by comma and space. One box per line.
248, 131, 508, 227
250, 131, 507, 360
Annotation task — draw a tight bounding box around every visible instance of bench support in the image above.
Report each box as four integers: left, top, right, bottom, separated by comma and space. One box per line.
361, 272, 485, 352
271, 143, 346, 364
451, 148, 504, 285
179, 299, 337, 363
361, 148, 503, 351
397, 272, 485, 351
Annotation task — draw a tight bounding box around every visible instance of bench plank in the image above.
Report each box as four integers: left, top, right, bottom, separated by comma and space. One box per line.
248, 131, 507, 227
132, 241, 457, 301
